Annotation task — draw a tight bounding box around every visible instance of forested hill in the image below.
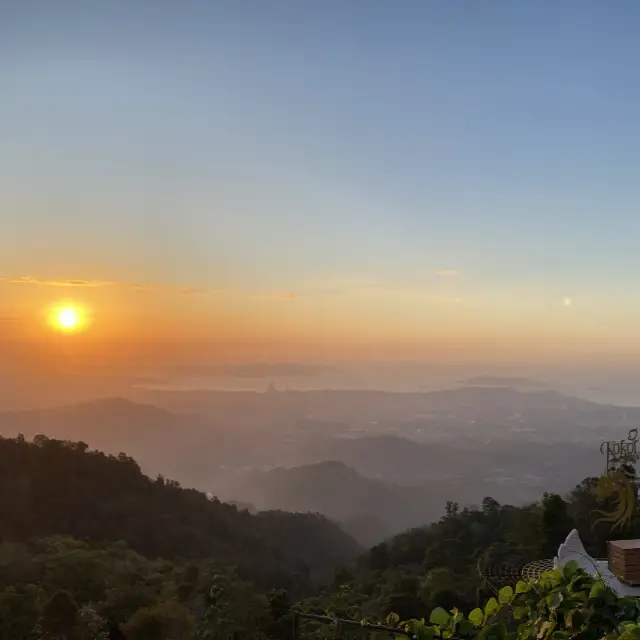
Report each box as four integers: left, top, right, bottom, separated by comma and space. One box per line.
302, 481, 635, 624
0, 435, 361, 595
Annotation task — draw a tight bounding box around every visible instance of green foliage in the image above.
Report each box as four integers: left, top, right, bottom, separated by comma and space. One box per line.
540, 494, 574, 557
5, 435, 640, 640
194, 572, 269, 639
121, 600, 195, 640
0, 435, 360, 597
0, 537, 296, 639
39, 589, 79, 637
303, 474, 640, 627
0, 584, 44, 638
388, 564, 640, 640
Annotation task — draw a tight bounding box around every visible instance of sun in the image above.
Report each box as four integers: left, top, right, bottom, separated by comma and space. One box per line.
58, 307, 79, 329
48, 304, 89, 334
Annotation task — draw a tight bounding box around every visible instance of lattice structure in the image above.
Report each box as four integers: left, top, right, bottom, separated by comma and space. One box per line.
479, 556, 554, 594
521, 559, 555, 581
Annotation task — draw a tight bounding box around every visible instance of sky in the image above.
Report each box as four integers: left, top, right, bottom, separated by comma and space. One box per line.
2, 1, 640, 371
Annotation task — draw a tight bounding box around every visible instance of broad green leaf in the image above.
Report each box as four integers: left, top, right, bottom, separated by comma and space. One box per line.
429, 607, 450, 627
605, 587, 618, 606
516, 581, 529, 594
479, 622, 508, 640
573, 590, 588, 603
562, 561, 579, 579
469, 608, 484, 627
386, 612, 400, 625
415, 627, 436, 640
485, 597, 500, 618
518, 622, 534, 640
545, 592, 562, 610
513, 606, 529, 621
588, 581, 606, 600
499, 586, 514, 604
459, 619, 474, 635
406, 619, 436, 640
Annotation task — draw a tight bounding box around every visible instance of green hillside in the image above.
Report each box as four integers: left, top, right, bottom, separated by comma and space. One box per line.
0, 435, 360, 596
0, 434, 635, 639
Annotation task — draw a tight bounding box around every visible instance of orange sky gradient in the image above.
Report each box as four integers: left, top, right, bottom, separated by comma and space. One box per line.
3, 273, 640, 378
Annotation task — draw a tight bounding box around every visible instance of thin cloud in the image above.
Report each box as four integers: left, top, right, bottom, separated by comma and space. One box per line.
435, 269, 458, 277
2, 275, 298, 300
131, 284, 214, 295
9, 276, 114, 288
2, 275, 214, 296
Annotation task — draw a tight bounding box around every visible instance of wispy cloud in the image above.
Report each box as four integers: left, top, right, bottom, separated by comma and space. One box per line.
134, 285, 214, 295
2, 274, 302, 300
435, 269, 458, 277
2, 275, 214, 296
6, 276, 114, 288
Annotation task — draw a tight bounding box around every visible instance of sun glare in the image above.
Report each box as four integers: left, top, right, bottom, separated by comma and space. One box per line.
48, 304, 89, 334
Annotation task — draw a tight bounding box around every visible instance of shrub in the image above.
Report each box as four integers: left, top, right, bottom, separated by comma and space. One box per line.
391, 562, 640, 640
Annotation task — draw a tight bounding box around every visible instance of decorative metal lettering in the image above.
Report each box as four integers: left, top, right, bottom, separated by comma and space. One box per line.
594, 429, 640, 531
600, 428, 639, 474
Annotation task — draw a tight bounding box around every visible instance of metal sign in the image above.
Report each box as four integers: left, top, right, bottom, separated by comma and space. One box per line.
600, 428, 640, 474
594, 429, 640, 531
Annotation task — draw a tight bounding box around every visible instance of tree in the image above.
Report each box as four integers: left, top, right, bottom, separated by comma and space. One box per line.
75, 605, 109, 640
121, 600, 195, 640
38, 589, 78, 639
0, 584, 43, 638
195, 575, 268, 639
539, 492, 573, 557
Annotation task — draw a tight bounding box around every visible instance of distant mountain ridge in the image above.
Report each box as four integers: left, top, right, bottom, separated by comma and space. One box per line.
226, 460, 441, 546
1, 388, 635, 517
460, 376, 550, 389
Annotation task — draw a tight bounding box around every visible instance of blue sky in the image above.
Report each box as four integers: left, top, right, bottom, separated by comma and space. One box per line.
2, 1, 640, 357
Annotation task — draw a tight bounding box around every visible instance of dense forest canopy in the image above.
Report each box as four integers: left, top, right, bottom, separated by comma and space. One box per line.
0, 434, 635, 639
0, 435, 360, 596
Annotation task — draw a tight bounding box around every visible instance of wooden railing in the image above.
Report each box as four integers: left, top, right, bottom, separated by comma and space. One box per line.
291, 611, 409, 638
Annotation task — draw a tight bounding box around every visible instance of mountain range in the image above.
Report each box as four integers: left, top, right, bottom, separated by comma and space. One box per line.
0, 385, 634, 544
